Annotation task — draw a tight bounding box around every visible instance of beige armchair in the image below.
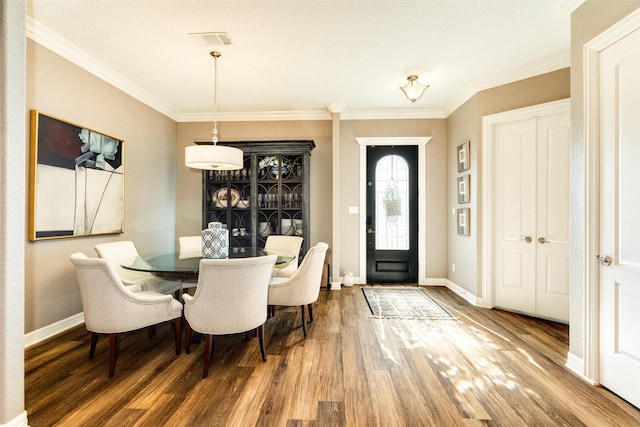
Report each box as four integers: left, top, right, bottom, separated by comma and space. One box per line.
177, 235, 202, 290
264, 235, 303, 277
178, 235, 202, 258
69, 252, 183, 377
183, 255, 277, 378
268, 242, 328, 338
95, 240, 181, 295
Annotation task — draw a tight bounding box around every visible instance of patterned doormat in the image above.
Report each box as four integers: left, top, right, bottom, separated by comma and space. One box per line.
362, 287, 455, 320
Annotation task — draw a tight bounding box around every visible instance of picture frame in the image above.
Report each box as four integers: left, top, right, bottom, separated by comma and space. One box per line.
457, 208, 470, 236
457, 174, 470, 204
28, 111, 125, 241
457, 141, 470, 172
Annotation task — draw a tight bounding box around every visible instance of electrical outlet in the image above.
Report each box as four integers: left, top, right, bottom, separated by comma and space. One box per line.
452, 263, 456, 272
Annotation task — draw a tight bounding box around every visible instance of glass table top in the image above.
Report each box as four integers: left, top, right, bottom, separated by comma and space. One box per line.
120, 247, 295, 275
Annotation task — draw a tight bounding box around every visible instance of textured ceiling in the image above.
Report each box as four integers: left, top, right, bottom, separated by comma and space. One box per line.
27, 0, 583, 121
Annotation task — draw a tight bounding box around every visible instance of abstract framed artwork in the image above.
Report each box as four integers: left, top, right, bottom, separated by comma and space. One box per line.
457, 174, 470, 204
28, 111, 124, 241
457, 208, 470, 236
457, 141, 470, 172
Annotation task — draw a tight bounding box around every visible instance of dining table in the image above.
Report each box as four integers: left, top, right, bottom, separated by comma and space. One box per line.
119, 246, 295, 281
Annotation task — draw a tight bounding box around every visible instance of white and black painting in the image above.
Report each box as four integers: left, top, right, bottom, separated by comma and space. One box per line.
29, 111, 124, 240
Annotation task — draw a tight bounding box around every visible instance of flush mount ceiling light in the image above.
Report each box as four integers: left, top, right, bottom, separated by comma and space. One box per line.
399, 75, 429, 103
185, 51, 243, 170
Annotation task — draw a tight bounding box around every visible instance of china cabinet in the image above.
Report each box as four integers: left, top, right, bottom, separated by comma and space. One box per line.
199, 140, 315, 258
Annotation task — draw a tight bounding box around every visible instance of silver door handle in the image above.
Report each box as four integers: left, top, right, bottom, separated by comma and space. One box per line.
367, 228, 375, 234
599, 255, 612, 266
521, 236, 532, 243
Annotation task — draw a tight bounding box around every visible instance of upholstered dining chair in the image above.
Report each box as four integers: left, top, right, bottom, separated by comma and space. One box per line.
95, 240, 181, 295
183, 255, 277, 378
178, 235, 202, 258
69, 252, 183, 377
267, 242, 328, 338
264, 235, 303, 277
177, 235, 202, 290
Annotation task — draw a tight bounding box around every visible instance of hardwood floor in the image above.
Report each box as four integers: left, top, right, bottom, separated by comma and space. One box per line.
25, 285, 640, 426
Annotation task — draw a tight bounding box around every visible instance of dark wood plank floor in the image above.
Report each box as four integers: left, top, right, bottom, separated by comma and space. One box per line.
25, 285, 640, 426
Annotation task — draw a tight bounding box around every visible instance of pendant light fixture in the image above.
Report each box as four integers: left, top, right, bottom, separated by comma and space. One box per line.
185, 51, 243, 170
399, 75, 429, 103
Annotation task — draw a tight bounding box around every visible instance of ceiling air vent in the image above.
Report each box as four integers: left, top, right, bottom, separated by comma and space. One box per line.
189, 32, 234, 46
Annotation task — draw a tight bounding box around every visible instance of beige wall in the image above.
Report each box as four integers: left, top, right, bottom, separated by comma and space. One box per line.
446, 69, 570, 297
175, 120, 333, 263
338, 119, 448, 280
25, 41, 178, 332
446, 95, 479, 294
569, 0, 640, 361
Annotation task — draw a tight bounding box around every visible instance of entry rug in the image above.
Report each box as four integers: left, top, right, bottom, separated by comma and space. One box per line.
362, 286, 455, 320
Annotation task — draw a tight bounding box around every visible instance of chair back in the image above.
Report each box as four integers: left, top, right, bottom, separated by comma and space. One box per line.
269, 242, 328, 306
184, 255, 277, 335
265, 235, 303, 272
94, 240, 149, 283
70, 252, 140, 333
178, 235, 202, 257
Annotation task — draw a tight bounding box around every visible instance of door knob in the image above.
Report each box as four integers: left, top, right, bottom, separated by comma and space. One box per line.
599, 255, 612, 266
521, 236, 532, 243
367, 228, 375, 234
538, 237, 547, 244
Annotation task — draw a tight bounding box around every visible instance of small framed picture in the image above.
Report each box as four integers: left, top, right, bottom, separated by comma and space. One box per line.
457, 208, 470, 236
457, 141, 470, 172
457, 174, 470, 204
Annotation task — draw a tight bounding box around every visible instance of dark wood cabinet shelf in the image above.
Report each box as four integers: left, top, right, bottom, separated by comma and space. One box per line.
199, 140, 315, 258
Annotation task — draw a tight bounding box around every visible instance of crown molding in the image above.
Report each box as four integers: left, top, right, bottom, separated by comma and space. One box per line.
554, 0, 586, 14
176, 110, 331, 122
177, 108, 446, 122
341, 108, 446, 120
470, 52, 570, 93
26, 17, 181, 121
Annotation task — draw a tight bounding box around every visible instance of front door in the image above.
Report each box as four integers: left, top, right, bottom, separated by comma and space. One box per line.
366, 145, 418, 283
599, 26, 640, 409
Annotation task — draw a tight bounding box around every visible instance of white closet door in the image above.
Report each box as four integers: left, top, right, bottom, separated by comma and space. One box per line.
535, 112, 570, 321
494, 118, 537, 314
493, 111, 570, 322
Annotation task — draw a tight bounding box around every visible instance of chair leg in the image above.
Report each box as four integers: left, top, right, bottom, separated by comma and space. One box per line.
301, 305, 307, 338
308, 303, 314, 323
185, 322, 192, 354
173, 317, 182, 355
203, 335, 213, 378
257, 324, 267, 362
89, 332, 98, 359
108, 333, 118, 378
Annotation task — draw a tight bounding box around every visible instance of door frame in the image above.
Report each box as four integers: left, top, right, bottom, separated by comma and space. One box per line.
582, 8, 640, 384
481, 98, 570, 309
356, 137, 430, 285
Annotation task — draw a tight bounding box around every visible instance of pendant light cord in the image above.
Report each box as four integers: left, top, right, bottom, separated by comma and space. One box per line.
211, 51, 220, 144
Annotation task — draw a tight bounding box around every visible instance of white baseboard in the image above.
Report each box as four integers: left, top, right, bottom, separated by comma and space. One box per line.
24, 312, 84, 349
0, 410, 28, 427
444, 279, 478, 306
420, 277, 447, 286
565, 352, 596, 384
